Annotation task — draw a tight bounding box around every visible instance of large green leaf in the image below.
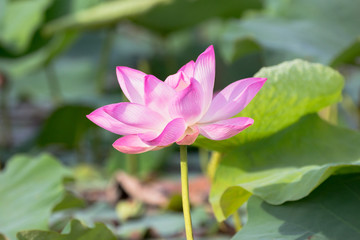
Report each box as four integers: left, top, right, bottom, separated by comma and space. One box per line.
43, 0, 262, 35
37, 105, 95, 149
210, 115, 360, 221
117, 207, 209, 238
195, 59, 344, 151
0, 31, 77, 78
0, 0, 53, 54
0, 0, 7, 24
330, 37, 360, 67
0, 0, 86, 77
17, 219, 116, 240
45, 0, 103, 22
52, 191, 86, 212
0, 154, 71, 240
221, 0, 360, 66
131, 0, 262, 34
43, 0, 171, 35
233, 174, 360, 240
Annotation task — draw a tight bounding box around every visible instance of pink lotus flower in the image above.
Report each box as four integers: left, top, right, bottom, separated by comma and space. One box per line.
87, 46, 266, 154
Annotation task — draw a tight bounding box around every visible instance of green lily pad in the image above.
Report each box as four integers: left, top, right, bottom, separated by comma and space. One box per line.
116, 207, 209, 238
220, 0, 360, 66
131, 0, 262, 34
195, 59, 344, 151
43, 0, 171, 35
17, 219, 116, 240
210, 115, 360, 221
37, 105, 95, 149
0, 31, 77, 78
43, 0, 262, 35
233, 174, 360, 240
0, 154, 71, 240
330, 36, 360, 67
52, 191, 86, 212
0, 0, 52, 54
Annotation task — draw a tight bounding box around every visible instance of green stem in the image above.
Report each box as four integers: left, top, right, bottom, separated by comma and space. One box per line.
180, 145, 194, 240
91, 128, 103, 165
358, 93, 360, 129
44, 63, 62, 105
198, 148, 209, 175
233, 210, 242, 231
0, 73, 12, 151
207, 151, 222, 180
97, 26, 116, 94
126, 154, 138, 175
319, 104, 338, 124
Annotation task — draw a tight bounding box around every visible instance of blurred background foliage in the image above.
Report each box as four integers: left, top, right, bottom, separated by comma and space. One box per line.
1, 0, 360, 239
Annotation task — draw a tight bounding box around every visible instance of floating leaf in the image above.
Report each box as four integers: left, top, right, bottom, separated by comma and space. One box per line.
233, 174, 360, 240
210, 115, 360, 221
45, 0, 103, 22
220, 36, 262, 63
0, 0, 52, 54
221, 0, 360, 66
116, 207, 209, 238
195, 59, 344, 151
52, 191, 86, 212
0, 154, 71, 240
51, 202, 119, 229
43, 0, 262, 35
0, 31, 77, 78
37, 105, 95, 149
17, 219, 116, 240
43, 0, 171, 35
131, 0, 262, 34
330, 37, 360, 67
